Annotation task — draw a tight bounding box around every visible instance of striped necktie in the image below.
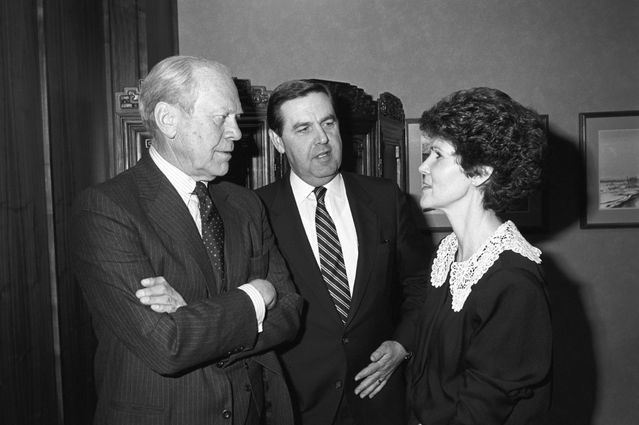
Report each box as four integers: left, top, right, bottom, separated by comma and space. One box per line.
314, 186, 350, 324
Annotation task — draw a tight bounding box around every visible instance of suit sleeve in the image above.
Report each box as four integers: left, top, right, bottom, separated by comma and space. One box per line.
72, 187, 283, 376
451, 268, 552, 425
225, 193, 303, 364
392, 186, 431, 352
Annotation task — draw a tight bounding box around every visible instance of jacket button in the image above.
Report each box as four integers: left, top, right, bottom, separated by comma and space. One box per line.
335, 380, 343, 389
216, 360, 225, 368
222, 409, 232, 419
341, 337, 349, 344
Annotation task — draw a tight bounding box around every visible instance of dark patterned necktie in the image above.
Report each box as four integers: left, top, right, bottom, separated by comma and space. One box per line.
194, 181, 225, 280
314, 186, 350, 324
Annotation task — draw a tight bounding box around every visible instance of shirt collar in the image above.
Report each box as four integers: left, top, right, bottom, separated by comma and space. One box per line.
149, 145, 198, 202
289, 171, 345, 207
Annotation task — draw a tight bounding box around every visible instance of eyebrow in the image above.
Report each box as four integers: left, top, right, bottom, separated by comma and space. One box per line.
292, 120, 312, 130
213, 104, 242, 115
291, 114, 337, 130
430, 142, 451, 154
321, 114, 337, 123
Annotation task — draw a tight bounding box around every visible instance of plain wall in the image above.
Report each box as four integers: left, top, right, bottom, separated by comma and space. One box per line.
178, 1, 639, 424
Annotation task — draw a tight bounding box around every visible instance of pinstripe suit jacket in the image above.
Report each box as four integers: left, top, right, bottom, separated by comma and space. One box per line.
257, 173, 431, 425
72, 155, 302, 425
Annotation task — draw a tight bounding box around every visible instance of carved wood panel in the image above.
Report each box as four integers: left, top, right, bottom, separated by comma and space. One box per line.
377, 92, 406, 190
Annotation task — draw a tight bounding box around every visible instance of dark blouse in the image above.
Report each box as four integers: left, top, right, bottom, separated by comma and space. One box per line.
408, 250, 552, 425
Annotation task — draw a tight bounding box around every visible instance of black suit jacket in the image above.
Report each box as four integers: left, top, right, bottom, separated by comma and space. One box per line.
72, 155, 302, 425
257, 172, 430, 425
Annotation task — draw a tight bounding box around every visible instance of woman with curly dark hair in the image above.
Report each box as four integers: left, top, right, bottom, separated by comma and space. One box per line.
407, 87, 552, 425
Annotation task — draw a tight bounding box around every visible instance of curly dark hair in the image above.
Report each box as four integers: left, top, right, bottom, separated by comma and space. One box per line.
419, 87, 547, 213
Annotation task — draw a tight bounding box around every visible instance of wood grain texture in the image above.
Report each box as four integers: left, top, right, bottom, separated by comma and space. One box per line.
1, 0, 177, 423
0, 1, 58, 424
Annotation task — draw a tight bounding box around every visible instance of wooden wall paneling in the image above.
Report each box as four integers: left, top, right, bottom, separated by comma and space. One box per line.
376, 92, 407, 190
106, 0, 178, 178
309, 80, 377, 176
225, 79, 283, 188
143, 0, 179, 69
1, 1, 178, 423
105, 0, 148, 177
43, 0, 111, 423
106, 0, 155, 175
0, 0, 59, 424
114, 85, 153, 170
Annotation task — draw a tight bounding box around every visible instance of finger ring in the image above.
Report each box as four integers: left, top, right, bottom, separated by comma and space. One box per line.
377, 378, 382, 384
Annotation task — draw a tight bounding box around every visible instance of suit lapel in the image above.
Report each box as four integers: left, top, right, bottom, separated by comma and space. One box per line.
268, 179, 342, 322
134, 156, 218, 296
343, 174, 379, 326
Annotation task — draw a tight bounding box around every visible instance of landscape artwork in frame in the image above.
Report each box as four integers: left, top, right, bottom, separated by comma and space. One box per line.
580, 111, 639, 228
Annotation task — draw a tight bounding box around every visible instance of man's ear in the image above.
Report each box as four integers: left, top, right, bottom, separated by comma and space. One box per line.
471, 165, 494, 186
154, 102, 179, 139
269, 129, 286, 154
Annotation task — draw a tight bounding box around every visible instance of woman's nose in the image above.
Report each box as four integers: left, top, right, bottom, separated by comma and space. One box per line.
418, 160, 430, 174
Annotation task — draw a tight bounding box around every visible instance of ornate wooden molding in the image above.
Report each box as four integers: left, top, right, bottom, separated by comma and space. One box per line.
116, 85, 141, 113
311, 79, 377, 121
234, 78, 271, 114
251, 86, 271, 107
378, 92, 405, 121
114, 84, 149, 174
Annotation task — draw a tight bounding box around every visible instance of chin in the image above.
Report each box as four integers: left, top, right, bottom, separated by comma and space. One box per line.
419, 194, 432, 211
209, 165, 229, 179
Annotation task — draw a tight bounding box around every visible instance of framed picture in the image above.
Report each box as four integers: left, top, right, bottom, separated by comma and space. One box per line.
579, 111, 639, 228
405, 115, 549, 232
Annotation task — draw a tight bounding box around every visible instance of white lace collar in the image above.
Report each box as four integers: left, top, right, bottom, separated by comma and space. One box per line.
430, 220, 541, 312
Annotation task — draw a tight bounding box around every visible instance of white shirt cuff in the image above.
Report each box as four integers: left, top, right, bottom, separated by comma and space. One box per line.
239, 284, 265, 333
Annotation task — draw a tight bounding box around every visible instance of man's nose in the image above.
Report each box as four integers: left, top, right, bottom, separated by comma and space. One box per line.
225, 118, 242, 141
316, 126, 329, 144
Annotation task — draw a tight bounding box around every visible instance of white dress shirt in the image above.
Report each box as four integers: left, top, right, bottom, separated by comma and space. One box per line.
289, 171, 358, 294
149, 146, 265, 331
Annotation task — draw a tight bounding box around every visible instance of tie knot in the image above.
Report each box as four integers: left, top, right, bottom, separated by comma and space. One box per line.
314, 186, 327, 204
194, 181, 210, 201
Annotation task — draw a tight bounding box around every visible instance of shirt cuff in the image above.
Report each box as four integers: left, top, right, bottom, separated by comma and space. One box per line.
239, 284, 265, 333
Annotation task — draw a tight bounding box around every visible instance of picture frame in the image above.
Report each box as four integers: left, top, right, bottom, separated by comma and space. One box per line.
405, 115, 549, 232
579, 111, 639, 228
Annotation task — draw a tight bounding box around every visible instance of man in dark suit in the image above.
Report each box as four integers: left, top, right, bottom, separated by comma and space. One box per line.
256, 80, 431, 425
71, 56, 302, 425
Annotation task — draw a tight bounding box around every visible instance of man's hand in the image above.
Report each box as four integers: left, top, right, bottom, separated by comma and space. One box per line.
136, 276, 187, 313
247, 278, 277, 310
353, 340, 408, 399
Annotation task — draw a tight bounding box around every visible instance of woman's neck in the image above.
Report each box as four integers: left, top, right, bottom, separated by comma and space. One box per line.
447, 207, 502, 262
